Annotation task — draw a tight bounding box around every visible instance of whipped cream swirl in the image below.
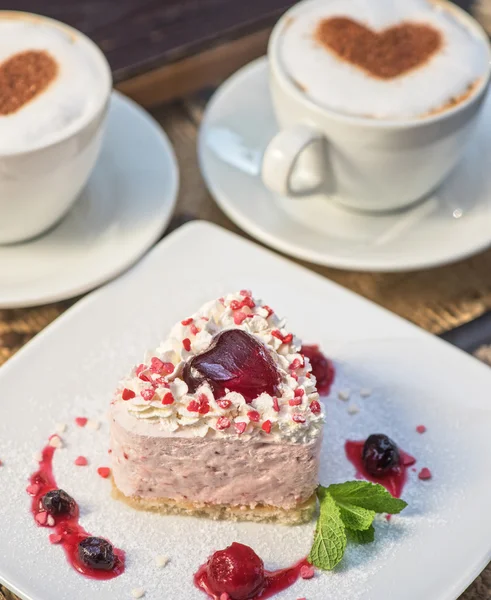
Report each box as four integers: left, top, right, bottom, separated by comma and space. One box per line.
114, 292, 325, 442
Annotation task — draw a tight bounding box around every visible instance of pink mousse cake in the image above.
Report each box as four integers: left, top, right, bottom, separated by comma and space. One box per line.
110, 291, 324, 524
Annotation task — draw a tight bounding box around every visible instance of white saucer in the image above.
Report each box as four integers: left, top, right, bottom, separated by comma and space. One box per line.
199, 58, 491, 272
0, 91, 179, 308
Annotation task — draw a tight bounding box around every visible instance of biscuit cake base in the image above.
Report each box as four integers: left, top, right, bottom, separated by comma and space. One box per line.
111, 481, 317, 525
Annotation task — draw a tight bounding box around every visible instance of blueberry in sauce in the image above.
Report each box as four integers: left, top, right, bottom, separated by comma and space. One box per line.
78, 537, 116, 571
41, 489, 76, 516
362, 434, 400, 476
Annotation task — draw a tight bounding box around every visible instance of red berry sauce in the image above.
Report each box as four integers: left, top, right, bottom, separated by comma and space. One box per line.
194, 542, 310, 600
345, 439, 416, 498
27, 438, 125, 579
300, 345, 335, 395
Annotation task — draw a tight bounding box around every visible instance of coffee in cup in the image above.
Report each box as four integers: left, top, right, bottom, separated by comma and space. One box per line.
278, 0, 489, 120
0, 14, 104, 154
262, 0, 491, 212
0, 11, 111, 244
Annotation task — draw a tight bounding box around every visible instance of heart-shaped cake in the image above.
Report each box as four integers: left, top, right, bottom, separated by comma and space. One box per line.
315, 17, 442, 79
0, 50, 58, 115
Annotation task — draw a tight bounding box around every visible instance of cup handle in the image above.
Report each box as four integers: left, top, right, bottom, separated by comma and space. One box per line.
261, 124, 326, 197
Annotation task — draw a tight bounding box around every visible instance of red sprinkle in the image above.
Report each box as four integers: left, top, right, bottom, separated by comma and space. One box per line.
190, 324, 201, 336
197, 395, 210, 415
187, 400, 200, 412
162, 392, 174, 405
310, 400, 321, 414
272, 397, 280, 412
26, 483, 41, 496
153, 377, 169, 388
233, 311, 249, 325
181, 318, 193, 326
135, 364, 147, 377
74, 456, 88, 467
271, 330, 283, 341
182, 338, 191, 351
49, 533, 63, 544
292, 413, 306, 424
416, 425, 427, 434
247, 410, 260, 422
216, 417, 231, 430
283, 333, 293, 344
234, 422, 247, 435
150, 357, 165, 373
241, 296, 255, 309
35, 512, 48, 525
230, 300, 242, 311
122, 388, 135, 401
217, 399, 232, 409
161, 362, 175, 375
141, 388, 155, 401
97, 467, 111, 479
75, 417, 88, 427
262, 420, 272, 434
290, 372, 299, 381
289, 358, 303, 370
300, 565, 315, 579
289, 398, 302, 406
262, 305, 274, 317
240, 289, 251, 297
294, 388, 305, 398
418, 467, 432, 480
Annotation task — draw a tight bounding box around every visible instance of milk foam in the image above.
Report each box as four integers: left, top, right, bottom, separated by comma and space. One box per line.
278, 0, 489, 119
0, 15, 104, 153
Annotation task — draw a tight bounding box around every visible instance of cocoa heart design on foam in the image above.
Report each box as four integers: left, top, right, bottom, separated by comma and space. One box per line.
0, 50, 58, 115
315, 18, 442, 79
182, 329, 280, 403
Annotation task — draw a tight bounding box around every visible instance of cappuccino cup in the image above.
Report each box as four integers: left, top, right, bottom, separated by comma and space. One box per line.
0, 11, 112, 244
262, 0, 491, 212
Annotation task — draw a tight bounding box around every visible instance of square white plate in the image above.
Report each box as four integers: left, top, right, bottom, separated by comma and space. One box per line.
0, 221, 490, 600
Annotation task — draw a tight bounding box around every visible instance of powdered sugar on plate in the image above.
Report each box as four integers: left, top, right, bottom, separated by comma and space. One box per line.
0, 223, 490, 600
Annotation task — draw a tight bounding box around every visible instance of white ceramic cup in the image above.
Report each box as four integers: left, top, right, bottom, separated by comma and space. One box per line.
262, 0, 491, 213
0, 11, 112, 244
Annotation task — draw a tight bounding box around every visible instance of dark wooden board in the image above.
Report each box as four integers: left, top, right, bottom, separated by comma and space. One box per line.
1, 0, 295, 82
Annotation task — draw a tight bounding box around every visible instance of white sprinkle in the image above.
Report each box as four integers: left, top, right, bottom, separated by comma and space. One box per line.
87, 419, 101, 430
55, 423, 67, 434
47, 515, 55, 527
33, 451, 43, 462
155, 555, 169, 568
348, 404, 360, 415
360, 388, 372, 398
338, 389, 350, 401
49, 436, 63, 448
131, 588, 145, 599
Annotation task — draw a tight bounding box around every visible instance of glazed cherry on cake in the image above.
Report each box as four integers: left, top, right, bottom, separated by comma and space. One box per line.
183, 329, 280, 401
110, 291, 329, 525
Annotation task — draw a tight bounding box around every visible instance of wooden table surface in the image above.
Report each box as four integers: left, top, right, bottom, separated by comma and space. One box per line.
1, 95, 491, 599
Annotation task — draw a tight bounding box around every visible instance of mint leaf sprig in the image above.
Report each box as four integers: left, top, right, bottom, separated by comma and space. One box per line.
308, 481, 407, 570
